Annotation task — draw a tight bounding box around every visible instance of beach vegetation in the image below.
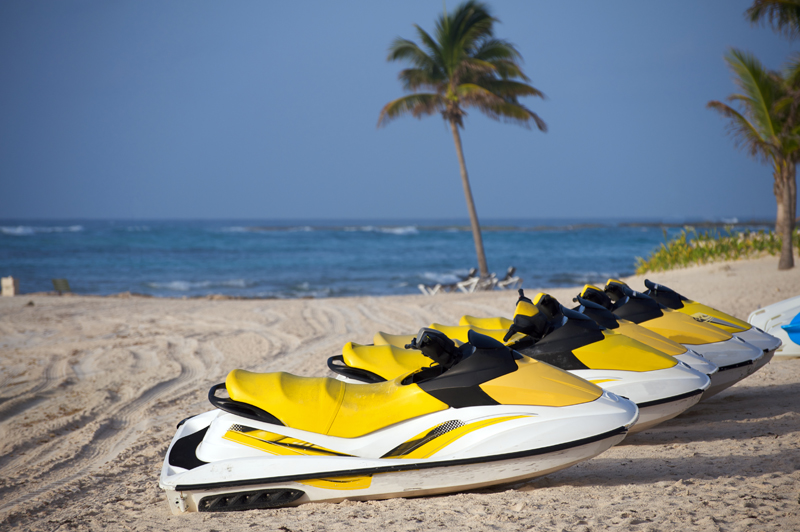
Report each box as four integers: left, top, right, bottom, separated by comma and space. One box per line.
635, 226, 800, 274
707, 49, 799, 270
378, 1, 546, 279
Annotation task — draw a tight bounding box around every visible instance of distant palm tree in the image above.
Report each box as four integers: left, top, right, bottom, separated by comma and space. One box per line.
747, 0, 800, 40
707, 49, 799, 269
378, 0, 546, 280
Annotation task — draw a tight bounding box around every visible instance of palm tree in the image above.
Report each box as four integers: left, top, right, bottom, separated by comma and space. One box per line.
707, 49, 800, 269
378, 0, 546, 280
747, 0, 800, 40
747, 0, 800, 240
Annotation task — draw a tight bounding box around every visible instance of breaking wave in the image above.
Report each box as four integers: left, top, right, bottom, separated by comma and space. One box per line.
1, 225, 84, 236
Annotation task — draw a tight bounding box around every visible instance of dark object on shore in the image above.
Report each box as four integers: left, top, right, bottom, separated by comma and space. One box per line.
52, 279, 72, 295
26, 300, 34, 307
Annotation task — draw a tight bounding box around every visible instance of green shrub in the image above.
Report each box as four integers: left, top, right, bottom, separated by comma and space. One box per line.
635, 226, 800, 274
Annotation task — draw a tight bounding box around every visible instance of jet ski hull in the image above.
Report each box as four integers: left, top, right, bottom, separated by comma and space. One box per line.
684, 337, 764, 398
160, 396, 637, 514
571, 365, 708, 433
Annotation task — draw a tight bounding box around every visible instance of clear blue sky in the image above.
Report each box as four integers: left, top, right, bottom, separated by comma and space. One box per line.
0, 1, 796, 221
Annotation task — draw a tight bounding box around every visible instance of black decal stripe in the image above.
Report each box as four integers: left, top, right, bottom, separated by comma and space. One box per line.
174, 425, 627, 491
716, 360, 754, 372
635, 388, 704, 409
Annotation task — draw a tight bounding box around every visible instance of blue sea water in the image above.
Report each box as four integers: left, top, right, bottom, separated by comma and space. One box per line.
0, 219, 771, 299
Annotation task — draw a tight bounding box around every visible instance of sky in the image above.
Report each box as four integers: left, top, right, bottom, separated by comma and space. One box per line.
1, 0, 797, 221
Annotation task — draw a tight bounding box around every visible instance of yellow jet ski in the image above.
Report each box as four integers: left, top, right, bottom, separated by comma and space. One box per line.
579, 280, 764, 398
642, 279, 780, 369
329, 292, 709, 433
160, 329, 638, 513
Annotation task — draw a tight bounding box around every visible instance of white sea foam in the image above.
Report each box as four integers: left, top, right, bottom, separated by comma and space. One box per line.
220, 226, 250, 233
421, 271, 462, 284
342, 225, 418, 235
288, 226, 314, 232
1, 225, 84, 235
378, 226, 418, 235
147, 279, 253, 291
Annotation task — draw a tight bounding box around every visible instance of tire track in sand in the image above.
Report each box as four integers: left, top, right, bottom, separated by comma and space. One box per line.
0, 336, 206, 520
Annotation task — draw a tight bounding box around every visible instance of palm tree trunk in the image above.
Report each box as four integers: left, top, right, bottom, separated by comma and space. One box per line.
778, 162, 795, 270
790, 160, 797, 227
774, 170, 785, 235
448, 118, 489, 279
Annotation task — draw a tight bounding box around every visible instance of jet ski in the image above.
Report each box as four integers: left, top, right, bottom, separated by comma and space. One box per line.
748, 295, 800, 358
579, 280, 764, 398
160, 329, 638, 514
643, 279, 781, 369
331, 292, 709, 433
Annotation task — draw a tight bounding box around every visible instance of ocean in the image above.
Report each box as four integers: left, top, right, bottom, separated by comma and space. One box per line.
0, 219, 770, 299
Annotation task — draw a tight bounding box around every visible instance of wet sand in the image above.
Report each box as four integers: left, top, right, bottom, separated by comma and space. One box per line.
1, 255, 798, 531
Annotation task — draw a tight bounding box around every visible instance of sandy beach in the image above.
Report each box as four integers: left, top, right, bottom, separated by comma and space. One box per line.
1, 255, 799, 531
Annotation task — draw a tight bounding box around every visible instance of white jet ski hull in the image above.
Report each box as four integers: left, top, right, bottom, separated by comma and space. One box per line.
684, 337, 764, 398
160, 395, 637, 514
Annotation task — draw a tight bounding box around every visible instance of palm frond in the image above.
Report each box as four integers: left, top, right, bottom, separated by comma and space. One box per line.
387, 38, 437, 71
452, 1, 495, 52
452, 58, 497, 85
478, 79, 546, 100
473, 38, 522, 63
707, 100, 776, 162
747, 0, 800, 40
490, 59, 530, 81
377, 93, 445, 127
725, 48, 782, 140
413, 25, 443, 69
478, 101, 548, 131
784, 52, 800, 87
398, 68, 444, 92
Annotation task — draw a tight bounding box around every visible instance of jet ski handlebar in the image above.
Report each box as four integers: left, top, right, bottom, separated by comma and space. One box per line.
406, 328, 465, 369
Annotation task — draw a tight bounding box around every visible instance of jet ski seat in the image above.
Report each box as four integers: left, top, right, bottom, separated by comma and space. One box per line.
459, 316, 513, 330
220, 370, 448, 438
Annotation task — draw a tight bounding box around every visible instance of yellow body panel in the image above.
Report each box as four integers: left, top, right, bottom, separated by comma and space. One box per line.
614, 319, 688, 356
223, 427, 351, 457
373, 332, 418, 347
343, 342, 429, 380
514, 299, 540, 318
480, 357, 603, 406
297, 476, 373, 490
459, 315, 513, 330
384, 416, 531, 459
580, 284, 603, 296
225, 370, 448, 438
639, 310, 732, 345
675, 301, 750, 333
429, 323, 508, 344
571, 330, 677, 371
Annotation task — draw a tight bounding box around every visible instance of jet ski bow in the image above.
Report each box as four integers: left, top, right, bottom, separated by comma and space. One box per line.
643, 279, 781, 369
